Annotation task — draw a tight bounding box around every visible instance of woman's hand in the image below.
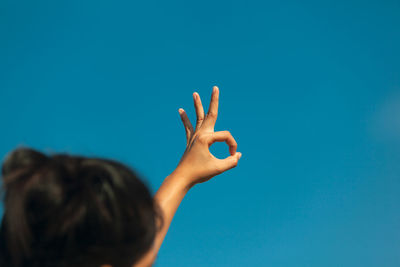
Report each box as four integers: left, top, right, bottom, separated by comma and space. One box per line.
174, 86, 242, 189
134, 86, 241, 267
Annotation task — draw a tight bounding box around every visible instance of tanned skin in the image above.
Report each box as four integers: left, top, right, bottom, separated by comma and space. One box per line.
132, 86, 242, 267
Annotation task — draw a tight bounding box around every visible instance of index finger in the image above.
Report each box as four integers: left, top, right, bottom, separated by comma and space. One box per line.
207, 130, 237, 156
203, 86, 219, 130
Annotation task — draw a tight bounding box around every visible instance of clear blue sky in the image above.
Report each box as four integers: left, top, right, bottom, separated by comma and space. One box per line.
1, 0, 400, 266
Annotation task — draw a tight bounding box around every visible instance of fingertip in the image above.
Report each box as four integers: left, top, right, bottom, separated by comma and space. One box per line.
178, 108, 184, 115
237, 152, 242, 159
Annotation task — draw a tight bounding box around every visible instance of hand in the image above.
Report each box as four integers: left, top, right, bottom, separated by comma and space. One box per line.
174, 86, 242, 189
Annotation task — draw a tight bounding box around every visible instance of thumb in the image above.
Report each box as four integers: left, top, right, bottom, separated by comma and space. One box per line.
218, 152, 242, 172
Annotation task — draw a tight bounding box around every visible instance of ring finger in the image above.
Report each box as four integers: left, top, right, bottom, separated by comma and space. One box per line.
193, 92, 205, 131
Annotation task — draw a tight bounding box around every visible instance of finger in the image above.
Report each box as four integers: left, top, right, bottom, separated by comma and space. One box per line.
203, 86, 219, 130
179, 108, 194, 143
217, 152, 242, 172
193, 92, 205, 131
207, 131, 237, 155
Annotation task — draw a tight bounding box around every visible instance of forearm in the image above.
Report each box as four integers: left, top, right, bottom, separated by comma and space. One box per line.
135, 86, 240, 266
134, 168, 190, 267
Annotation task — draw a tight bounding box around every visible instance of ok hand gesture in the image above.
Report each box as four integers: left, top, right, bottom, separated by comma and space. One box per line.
175, 86, 242, 189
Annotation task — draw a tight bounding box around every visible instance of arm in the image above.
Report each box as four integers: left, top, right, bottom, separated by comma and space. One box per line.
134, 86, 242, 267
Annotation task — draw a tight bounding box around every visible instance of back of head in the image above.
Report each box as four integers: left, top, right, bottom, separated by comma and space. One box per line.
0, 147, 162, 267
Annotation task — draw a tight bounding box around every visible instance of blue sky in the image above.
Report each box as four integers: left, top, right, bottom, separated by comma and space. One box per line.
1, 0, 400, 266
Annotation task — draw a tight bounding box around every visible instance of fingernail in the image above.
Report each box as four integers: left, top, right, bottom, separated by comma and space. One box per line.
238, 152, 242, 159
193, 92, 197, 100
179, 108, 184, 114
213, 86, 217, 93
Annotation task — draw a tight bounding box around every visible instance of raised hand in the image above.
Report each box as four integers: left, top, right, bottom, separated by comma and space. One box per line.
175, 86, 242, 189
134, 86, 242, 267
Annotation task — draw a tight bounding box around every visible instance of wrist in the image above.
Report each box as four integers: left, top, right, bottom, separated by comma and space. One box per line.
169, 167, 195, 193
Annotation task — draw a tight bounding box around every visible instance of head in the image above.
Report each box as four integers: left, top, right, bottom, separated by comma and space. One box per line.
0, 146, 162, 267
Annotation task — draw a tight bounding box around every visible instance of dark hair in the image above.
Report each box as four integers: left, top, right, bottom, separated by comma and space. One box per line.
0, 146, 163, 267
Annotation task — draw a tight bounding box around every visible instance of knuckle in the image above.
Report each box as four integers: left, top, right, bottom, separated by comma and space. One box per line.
197, 134, 208, 143
207, 111, 217, 118
223, 130, 234, 139
232, 158, 238, 167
